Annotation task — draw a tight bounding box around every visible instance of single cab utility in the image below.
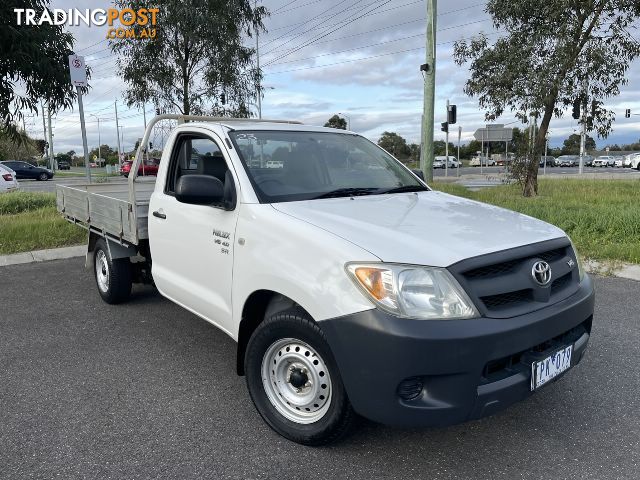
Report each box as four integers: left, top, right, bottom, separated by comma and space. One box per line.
57, 115, 595, 445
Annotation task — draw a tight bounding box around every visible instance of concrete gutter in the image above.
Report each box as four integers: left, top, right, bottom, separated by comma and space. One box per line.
0, 245, 85, 267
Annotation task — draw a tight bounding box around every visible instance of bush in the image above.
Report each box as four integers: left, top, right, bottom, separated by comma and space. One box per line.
0, 192, 56, 215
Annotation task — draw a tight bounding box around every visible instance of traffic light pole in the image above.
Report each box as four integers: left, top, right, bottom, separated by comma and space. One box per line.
445, 99, 449, 177
421, 0, 437, 183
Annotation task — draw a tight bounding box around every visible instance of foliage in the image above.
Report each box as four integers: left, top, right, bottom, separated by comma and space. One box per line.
1, 0, 85, 142
377, 132, 411, 159
0, 191, 54, 215
561, 134, 597, 155
434, 178, 640, 264
324, 115, 347, 130
110, 0, 267, 117
454, 0, 640, 196
0, 131, 42, 161
433, 140, 456, 156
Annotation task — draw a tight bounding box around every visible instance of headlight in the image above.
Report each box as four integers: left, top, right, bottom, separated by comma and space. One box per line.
569, 239, 585, 282
346, 263, 479, 320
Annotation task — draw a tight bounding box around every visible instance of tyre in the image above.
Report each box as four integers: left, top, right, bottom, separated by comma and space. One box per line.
245, 309, 354, 446
38, 172, 48, 181
93, 238, 132, 304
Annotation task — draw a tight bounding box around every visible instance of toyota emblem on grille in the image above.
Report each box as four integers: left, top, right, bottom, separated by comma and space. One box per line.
532, 261, 552, 286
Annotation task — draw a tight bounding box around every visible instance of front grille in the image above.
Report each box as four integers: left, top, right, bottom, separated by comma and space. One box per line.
481, 289, 532, 309
551, 272, 572, 295
448, 239, 580, 318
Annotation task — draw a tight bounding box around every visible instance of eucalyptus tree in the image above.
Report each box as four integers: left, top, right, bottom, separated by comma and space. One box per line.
111, 0, 267, 118
454, 0, 640, 196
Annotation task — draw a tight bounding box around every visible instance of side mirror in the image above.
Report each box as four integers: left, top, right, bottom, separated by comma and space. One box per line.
412, 169, 425, 181
175, 175, 224, 206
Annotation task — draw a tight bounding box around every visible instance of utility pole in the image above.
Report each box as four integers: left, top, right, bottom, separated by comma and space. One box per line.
47, 105, 54, 171
421, 0, 437, 182
115, 100, 122, 169
90, 114, 102, 167
544, 132, 549, 175
579, 92, 587, 175
255, 0, 262, 119
457, 125, 462, 178
40, 100, 48, 161
445, 99, 450, 177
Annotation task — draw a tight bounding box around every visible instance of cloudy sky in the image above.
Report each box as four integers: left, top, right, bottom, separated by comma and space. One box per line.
22, 0, 640, 154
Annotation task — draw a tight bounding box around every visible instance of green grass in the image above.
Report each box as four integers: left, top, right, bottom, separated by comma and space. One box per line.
433, 179, 640, 264
0, 192, 85, 255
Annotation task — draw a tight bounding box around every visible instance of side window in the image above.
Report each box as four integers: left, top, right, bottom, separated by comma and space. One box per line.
165, 134, 231, 196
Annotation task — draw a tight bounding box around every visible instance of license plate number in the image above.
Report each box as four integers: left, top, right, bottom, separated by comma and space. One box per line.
531, 345, 573, 391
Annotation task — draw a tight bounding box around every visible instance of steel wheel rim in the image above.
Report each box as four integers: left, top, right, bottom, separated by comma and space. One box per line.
95, 250, 109, 293
261, 338, 332, 424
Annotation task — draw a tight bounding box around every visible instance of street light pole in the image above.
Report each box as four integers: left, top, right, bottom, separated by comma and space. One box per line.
90, 114, 101, 167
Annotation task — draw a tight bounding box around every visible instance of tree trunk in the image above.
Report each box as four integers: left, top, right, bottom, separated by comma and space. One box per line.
522, 104, 554, 197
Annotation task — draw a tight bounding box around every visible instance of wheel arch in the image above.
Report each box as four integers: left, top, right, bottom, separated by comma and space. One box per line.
236, 290, 311, 375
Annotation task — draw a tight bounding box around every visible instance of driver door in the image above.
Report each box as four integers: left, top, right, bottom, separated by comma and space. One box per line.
148, 132, 239, 334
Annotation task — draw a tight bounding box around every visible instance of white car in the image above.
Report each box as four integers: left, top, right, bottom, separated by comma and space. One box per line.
57, 115, 595, 445
623, 153, 637, 168
434, 156, 459, 168
0, 164, 19, 193
470, 156, 495, 167
630, 154, 640, 170
592, 156, 615, 167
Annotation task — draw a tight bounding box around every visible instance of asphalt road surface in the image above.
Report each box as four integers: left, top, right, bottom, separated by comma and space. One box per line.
1, 258, 638, 479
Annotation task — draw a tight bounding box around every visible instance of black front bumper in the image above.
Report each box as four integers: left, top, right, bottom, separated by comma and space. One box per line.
320, 275, 595, 427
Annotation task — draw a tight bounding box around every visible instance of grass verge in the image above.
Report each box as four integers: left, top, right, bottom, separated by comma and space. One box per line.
433, 178, 640, 264
0, 192, 85, 255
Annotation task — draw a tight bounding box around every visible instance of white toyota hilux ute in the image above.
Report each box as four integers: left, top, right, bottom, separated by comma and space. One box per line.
57, 115, 595, 445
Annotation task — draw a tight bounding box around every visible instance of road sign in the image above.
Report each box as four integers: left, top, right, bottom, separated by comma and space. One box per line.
68, 55, 87, 87
474, 124, 513, 142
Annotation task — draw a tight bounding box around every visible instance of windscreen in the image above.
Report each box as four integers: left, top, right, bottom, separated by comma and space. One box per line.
229, 130, 427, 203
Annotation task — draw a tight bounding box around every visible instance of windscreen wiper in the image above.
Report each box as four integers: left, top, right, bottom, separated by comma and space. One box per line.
313, 187, 379, 199
375, 185, 429, 195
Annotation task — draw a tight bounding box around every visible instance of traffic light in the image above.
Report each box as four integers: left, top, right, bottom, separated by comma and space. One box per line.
572, 98, 581, 120
447, 104, 457, 124
441, 122, 449, 133
626, 109, 631, 118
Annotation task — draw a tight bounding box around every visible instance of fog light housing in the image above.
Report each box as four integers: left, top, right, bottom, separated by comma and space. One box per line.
397, 377, 424, 401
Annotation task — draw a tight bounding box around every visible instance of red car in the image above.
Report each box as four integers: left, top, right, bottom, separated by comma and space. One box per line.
120, 158, 160, 177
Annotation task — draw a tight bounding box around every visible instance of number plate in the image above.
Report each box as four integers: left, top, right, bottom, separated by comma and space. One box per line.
531, 345, 573, 391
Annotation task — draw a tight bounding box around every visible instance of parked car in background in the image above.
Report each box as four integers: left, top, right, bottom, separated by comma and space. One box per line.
469, 155, 495, 167
556, 155, 578, 167
630, 154, 640, 170
614, 158, 625, 168
623, 153, 637, 168
592, 156, 616, 167
539, 156, 555, 167
57, 161, 71, 170
0, 160, 54, 181
120, 158, 160, 177
0, 163, 19, 193
581, 155, 594, 167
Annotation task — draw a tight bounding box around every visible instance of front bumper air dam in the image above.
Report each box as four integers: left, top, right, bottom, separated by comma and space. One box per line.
319, 275, 595, 427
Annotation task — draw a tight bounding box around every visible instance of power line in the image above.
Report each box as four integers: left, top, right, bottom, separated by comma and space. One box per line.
261, 0, 370, 51
263, 0, 395, 67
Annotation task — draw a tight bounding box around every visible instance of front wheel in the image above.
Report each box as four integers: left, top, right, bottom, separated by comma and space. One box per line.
94, 238, 132, 304
245, 310, 354, 446
38, 172, 48, 181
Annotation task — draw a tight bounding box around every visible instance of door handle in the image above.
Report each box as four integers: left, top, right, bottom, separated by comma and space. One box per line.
152, 210, 166, 219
